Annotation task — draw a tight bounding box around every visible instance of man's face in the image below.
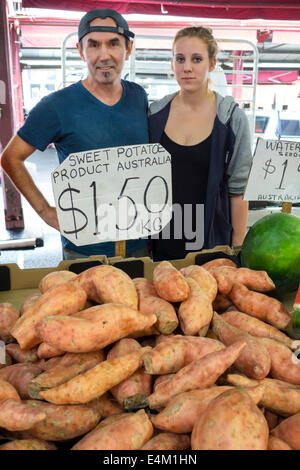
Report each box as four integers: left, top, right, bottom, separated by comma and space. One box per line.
77, 17, 132, 86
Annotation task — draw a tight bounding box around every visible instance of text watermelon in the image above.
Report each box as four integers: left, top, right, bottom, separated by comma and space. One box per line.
240, 212, 300, 294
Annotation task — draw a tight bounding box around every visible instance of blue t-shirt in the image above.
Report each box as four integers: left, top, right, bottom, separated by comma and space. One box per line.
18, 80, 149, 257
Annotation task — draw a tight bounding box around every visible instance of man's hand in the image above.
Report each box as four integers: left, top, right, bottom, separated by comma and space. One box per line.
39, 206, 60, 231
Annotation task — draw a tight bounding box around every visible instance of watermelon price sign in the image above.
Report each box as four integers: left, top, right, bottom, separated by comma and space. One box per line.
51, 143, 172, 246
243, 138, 300, 203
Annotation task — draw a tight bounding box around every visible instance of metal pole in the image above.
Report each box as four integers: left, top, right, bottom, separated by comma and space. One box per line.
0, 1, 24, 229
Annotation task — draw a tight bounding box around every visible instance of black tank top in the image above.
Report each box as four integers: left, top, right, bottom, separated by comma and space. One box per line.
152, 131, 211, 261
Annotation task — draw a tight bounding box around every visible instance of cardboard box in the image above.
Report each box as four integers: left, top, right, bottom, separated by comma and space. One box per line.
108, 245, 240, 281
0, 256, 108, 310
0, 246, 295, 312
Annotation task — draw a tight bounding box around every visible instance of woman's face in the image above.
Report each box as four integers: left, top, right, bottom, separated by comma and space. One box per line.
172, 36, 216, 92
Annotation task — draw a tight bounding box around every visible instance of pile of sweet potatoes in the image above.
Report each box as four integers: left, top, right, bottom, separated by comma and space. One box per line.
0, 260, 299, 450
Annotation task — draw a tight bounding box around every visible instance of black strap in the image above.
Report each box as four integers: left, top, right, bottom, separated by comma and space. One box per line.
87, 26, 134, 39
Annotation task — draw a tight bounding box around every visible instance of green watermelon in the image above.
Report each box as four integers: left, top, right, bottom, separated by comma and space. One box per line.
294, 284, 300, 310
240, 212, 300, 295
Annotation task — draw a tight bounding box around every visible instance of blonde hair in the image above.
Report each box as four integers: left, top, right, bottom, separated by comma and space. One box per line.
173, 26, 218, 62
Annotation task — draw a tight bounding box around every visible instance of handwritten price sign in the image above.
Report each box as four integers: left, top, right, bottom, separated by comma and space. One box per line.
243, 138, 300, 203
51, 143, 172, 246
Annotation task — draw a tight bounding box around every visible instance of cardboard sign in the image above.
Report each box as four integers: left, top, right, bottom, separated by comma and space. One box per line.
243, 138, 300, 203
51, 143, 172, 246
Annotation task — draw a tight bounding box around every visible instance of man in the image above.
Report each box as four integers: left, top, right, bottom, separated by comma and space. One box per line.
1, 9, 149, 259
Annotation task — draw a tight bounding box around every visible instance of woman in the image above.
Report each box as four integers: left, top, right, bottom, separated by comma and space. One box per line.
148, 26, 252, 261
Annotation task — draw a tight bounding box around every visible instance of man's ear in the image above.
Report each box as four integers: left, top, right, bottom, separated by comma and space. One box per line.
76, 42, 85, 62
125, 40, 133, 60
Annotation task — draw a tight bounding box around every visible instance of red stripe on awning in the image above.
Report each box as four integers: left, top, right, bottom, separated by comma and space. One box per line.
226, 70, 299, 84
22, 0, 300, 21
21, 24, 78, 48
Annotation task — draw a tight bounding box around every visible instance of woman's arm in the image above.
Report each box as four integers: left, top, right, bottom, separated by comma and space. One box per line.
230, 194, 248, 246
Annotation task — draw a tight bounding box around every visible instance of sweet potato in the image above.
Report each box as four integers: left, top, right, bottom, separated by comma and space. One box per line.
151, 384, 264, 434
128, 325, 159, 339
71, 265, 138, 309
141, 341, 246, 410
272, 413, 300, 450
0, 379, 20, 403
258, 337, 300, 385
0, 352, 12, 370
268, 435, 292, 450
201, 258, 237, 272
39, 356, 63, 371
178, 278, 213, 336
5, 344, 38, 363
143, 336, 224, 375
212, 312, 271, 380
39, 270, 77, 293
0, 363, 44, 399
0, 303, 20, 343
0, 439, 57, 450
140, 432, 190, 450
180, 265, 218, 302
153, 374, 175, 390
133, 278, 158, 298
133, 280, 166, 335
20, 293, 42, 316
221, 310, 295, 349
107, 338, 141, 359
0, 399, 46, 431
93, 412, 130, 429
205, 329, 219, 340
191, 388, 269, 450
138, 296, 178, 335
87, 393, 123, 418
35, 304, 157, 353
212, 266, 275, 295
37, 342, 65, 359
39, 347, 151, 405
28, 350, 105, 399
246, 383, 265, 404
24, 400, 101, 441
107, 339, 152, 407
153, 261, 189, 302
41, 351, 96, 371
151, 386, 233, 433
71, 409, 153, 450
229, 283, 291, 330
212, 293, 233, 313
265, 410, 280, 431
226, 373, 300, 416
156, 332, 223, 347
143, 340, 186, 375
11, 283, 87, 349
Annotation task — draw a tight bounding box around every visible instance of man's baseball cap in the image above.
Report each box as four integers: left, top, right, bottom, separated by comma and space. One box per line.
78, 8, 135, 42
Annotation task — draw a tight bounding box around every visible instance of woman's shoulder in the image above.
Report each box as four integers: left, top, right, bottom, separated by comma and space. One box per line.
148, 92, 177, 116
215, 92, 247, 125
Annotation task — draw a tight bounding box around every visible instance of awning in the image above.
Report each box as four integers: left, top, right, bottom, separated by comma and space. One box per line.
226, 70, 299, 84
22, 0, 300, 21
21, 22, 78, 48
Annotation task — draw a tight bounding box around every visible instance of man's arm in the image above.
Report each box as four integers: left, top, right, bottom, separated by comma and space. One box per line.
1, 134, 59, 230
230, 194, 248, 246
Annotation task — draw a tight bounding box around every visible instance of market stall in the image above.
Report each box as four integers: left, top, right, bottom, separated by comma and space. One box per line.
0, 0, 300, 453
0, 240, 299, 450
